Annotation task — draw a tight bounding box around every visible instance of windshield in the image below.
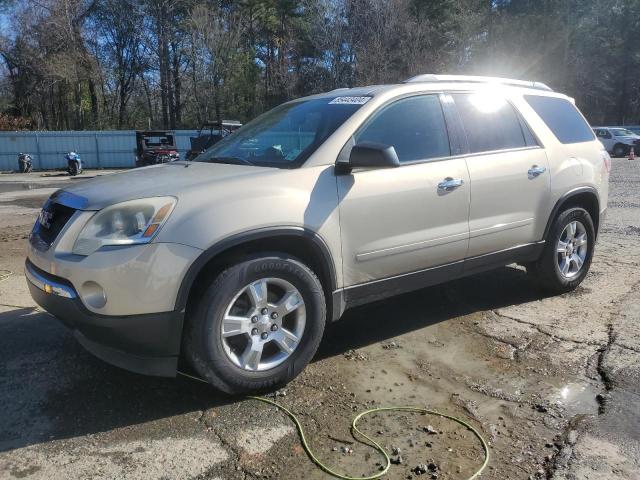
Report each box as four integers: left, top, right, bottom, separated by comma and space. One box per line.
144, 134, 175, 147
194, 96, 367, 168
611, 128, 635, 136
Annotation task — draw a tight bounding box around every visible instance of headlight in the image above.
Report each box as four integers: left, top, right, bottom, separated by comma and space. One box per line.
73, 197, 176, 256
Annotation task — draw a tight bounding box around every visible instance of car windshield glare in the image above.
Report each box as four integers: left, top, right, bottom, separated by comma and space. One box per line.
194, 97, 367, 168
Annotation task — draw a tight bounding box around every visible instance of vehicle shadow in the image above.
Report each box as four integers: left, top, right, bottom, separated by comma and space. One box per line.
317, 264, 552, 359
0, 265, 551, 454
0, 307, 230, 454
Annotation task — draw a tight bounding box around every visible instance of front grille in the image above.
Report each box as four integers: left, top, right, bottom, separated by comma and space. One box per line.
33, 202, 76, 247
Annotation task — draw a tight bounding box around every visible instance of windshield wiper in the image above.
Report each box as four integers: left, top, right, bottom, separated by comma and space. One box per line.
203, 156, 254, 166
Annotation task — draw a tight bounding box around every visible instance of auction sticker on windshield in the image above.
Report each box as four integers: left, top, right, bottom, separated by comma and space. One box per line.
329, 96, 371, 105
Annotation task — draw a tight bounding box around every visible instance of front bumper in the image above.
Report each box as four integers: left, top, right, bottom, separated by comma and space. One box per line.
26, 259, 182, 376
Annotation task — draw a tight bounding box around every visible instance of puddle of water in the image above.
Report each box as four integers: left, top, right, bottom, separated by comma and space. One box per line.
551, 382, 600, 414
0, 182, 67, 194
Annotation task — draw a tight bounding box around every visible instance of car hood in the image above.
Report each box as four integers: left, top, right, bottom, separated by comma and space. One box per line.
59, 162, 273, 210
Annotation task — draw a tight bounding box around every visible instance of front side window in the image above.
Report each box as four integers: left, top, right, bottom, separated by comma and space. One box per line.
195, 97, 365, 168
524, 95, 595, 144
354, 95, 450, 163
610, 128, 635, 137
452, 93, 528, 153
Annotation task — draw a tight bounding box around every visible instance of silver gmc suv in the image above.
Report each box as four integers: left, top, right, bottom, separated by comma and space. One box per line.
26, 75, 610, 394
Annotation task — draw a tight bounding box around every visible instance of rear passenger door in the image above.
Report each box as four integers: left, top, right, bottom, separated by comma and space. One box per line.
450, 92, 551, 258
337, 94, 470, 288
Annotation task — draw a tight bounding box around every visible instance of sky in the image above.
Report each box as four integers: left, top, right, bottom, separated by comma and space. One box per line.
0, 13, 10, 38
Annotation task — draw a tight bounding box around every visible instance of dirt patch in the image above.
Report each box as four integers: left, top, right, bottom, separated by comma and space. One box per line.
0, 160, 639, 479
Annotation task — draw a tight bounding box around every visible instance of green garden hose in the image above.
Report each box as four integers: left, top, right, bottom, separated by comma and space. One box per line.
178, 371, 489, 480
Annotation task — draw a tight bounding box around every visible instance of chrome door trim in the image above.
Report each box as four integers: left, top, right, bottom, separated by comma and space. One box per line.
355, 231, 469, 262
469, 218, 533, 239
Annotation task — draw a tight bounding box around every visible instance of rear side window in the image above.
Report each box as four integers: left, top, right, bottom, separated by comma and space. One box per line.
452, 93, 528, 153
525, 95, 595, 144
355, 95, 450, 163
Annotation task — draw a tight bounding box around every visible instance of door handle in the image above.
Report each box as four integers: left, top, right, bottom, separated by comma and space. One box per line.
528, 165, 546, 178
437, 177, 464, 191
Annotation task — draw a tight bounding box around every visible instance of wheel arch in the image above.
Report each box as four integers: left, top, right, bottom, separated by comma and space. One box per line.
543, 187, 600, 240
175, 227, 338, 321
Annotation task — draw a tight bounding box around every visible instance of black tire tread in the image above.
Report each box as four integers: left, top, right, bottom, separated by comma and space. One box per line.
527, 207, 594, 294
183, 255, 326, 394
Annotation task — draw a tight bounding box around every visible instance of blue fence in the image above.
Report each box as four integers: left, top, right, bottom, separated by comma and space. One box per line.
0, 130, 198, 171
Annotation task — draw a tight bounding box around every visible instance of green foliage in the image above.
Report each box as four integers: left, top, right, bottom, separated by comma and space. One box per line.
1, 0, 640, 129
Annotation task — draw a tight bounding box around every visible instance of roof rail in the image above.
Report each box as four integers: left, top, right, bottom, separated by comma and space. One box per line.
403, 74, 553, 92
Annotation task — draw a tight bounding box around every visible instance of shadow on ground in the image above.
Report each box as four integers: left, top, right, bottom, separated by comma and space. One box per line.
0, 265, 550, 454
318, 264, 551, 358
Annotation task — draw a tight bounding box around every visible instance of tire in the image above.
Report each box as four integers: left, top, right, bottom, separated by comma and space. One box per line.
527, 207, 595, 293
68, 161, 79, 176
183, 255, 326, 394
613, 143, 627, 157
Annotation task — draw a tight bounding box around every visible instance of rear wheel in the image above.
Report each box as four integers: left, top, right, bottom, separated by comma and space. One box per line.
183, 255, 326, 394
527, 207, 595, 293
613, 143, 627, 157
68, 161, 79, 176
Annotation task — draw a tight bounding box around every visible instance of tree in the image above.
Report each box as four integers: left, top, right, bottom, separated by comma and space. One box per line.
2, 0, 640, 130
94, 0, 146, 128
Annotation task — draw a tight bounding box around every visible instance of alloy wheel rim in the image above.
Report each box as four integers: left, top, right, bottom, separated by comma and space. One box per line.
220, 277, 306, 371
556, 220, 588, 279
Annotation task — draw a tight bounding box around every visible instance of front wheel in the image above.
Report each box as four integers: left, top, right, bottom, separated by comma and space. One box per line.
183, 255, 326, 394
68, 161, 79, 176
527, 207, 595, 293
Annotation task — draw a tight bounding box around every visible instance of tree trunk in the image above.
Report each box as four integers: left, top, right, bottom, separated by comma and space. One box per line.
158, 3, 170, 129
88, 78, 99, 128
118, 77, 127, 129
141, 75, 155, 128
172, 41, 181, 127
213, 77, 222, 126
168, 40, 176, 129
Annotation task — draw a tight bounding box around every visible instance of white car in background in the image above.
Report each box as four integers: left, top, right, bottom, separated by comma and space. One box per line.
593, 126, 640, 157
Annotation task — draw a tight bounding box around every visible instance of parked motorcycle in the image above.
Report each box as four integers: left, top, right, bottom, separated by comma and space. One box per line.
65, 151, 83, 176
17, 153, 33, 173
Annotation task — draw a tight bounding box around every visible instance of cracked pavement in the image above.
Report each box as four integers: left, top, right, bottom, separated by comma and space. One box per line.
0, 161, 639, 479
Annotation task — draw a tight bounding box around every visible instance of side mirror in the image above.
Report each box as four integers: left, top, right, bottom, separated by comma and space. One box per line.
336, 141, 400, 174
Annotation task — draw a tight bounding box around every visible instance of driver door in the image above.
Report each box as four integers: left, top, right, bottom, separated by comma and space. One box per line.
594, 128, 613, 151
337, 94, 470, 294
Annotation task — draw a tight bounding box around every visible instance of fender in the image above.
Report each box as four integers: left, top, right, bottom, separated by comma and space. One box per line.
174, 226, 337, 313
543, 186, 600, 239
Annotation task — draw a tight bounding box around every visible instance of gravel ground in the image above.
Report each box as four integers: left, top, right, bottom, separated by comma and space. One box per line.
0, 162, 638, 480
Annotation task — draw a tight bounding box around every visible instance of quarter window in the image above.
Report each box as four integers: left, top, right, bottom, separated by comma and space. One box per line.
355, 95, 451, 163
525, 95, 595, 144
452, 93, 528, 153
